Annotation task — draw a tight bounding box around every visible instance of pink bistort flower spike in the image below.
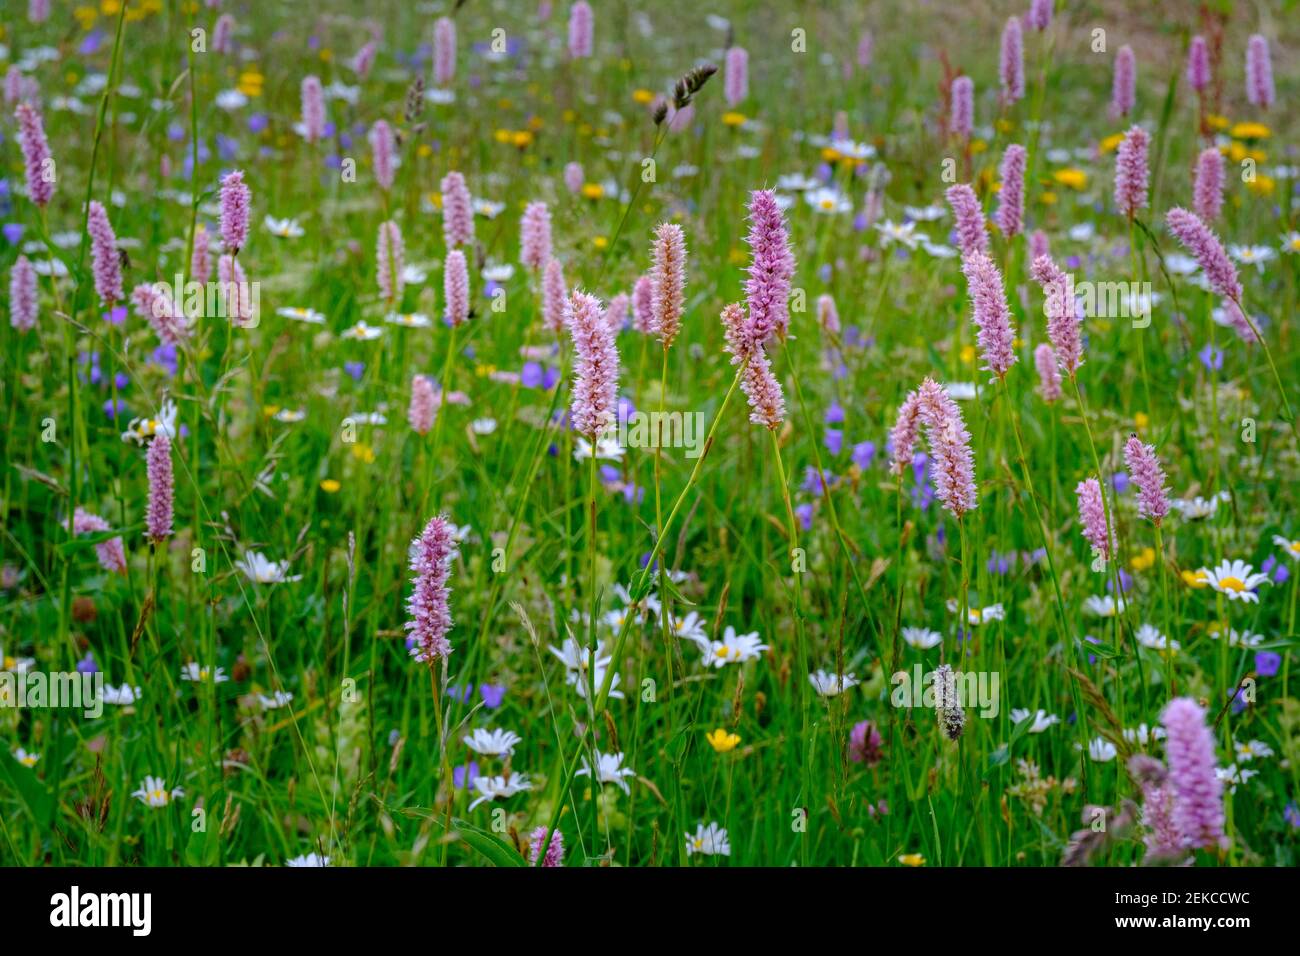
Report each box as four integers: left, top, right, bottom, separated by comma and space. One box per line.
542, 258, 567, 334
994, 145, 1026, 238
528, 826, 565, 867
1245, 34, 1274, 110
1034, 343, 1062, 403
1114, 125, 1149, 219
1074, 477, 1110, 563
1110, 45, 1136, 119
1161, 697, 1226, 851
444, 249, 470, 327
433, 17, 457, 87
960, 251, 1017, 379
724, 46, 748, 106
1124, 434, 1170, 525
650, 222, 687, 348
377, 221, 404, 306
1027, 0, 1052, 31
350, 41, 377, 79
1192, 147, 1224, 223
408, 375, 436, 435
945, 184, 989, 258
1186, 36, 1210, 93
16, 102, 54, 208
212, 14, 234, 54
950, 75, 973, 138
631, 275, 655, 334
816, 293, 840, 336
219, 169, 250, 254
568, 1, 593, 59
520, 201, 552, 272
218, 254, 254, 326
604, 292, 629, 334
145, 433, 175, 544
440, 171, 474, 249
87, 200, 124, 306
565, 289, 620, 439
132, 282, 191, 346
406, 514, 456, 663
742, 189, 796, 350
563, 162, 584, 194
1165, 207, 1241, 302
1028, 229, 1050, 263
191, 223, 212, 286
73, 508, 127, 574
741, 350, 786, 431
9, 255, 38, 331
300, 75, 326, 143
369, 120, 396, 191
999, 17, 1024, 105
889, 387, 922, 477
917, 378, 977, 518
1031, 254, 1083, 377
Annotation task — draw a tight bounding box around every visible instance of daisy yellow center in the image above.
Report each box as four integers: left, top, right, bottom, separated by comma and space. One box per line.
151, 789, 167, 802
820, 198, 835, 210
1217, 576, 1246, 592
20, 755, 37, 766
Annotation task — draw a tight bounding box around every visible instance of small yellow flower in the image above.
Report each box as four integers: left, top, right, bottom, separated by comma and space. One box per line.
263, 404, 281, 417
970, 139, 988, 154
493, 129, 513, 144
417, 143, 433, 158
237, 70, 264, 97
1134, 411, 1149, 431
706, 728, 741, 753
1246, 175, 1274, 197
632, 88, 656, 104
996, 118, 1015, 134
319, 48, 334, 63
1226, 142, 1247, 163
562, 109, 576, 123
1181, 569, 1209, 589
1052, 168, 1088, 190
591, 236, 608, 250
497, 98, 514, 110
351, 443, 376, 464
1230, 122, 1270, 140
821, 146, 842, 162
1205, 113, 1229, 131
960, 344, 976, 364
101, 0, 122, 14
511, 130, 534, 149
1131, 547, 1156, 572
727, 247, 747, 266
1039, 190, 1058, 205
722, 111, 747, 127
581, 183, 605, 200
475, 363, 498, 378
527, 116, 545, 131
75, 7, 97, 29
898, 853, 926, 866
1099, 132, 1125, 153
319, 479, 341, 494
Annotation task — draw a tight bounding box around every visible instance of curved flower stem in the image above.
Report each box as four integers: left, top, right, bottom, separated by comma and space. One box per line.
1230, 294, 1296, 440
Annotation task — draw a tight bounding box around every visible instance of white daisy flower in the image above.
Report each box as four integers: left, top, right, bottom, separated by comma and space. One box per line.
471, 418, 497, 435
257, 690, 294, 710
1135, 623, 1178, 651
463, 728, 523, 757
385, 312, 433, 328
180, 663, 229, 683
685, 821, 731, 857
1122, 723, 1166, 746
805, 187, 852, 215
1078, 737, 1117, 762
1227, 244, 1276, 270
904, 204, 947, 222
277, 306, 326, 323
467, 774, 533, 811
576, 751, 635, 794
808, 670, 858, 696
669, 611, 709, 648
132, 775, 184, 807
902, 626, 942, 649
121, 398, 179, 445
1215, 763, 1257, 794
702, 626, 768, 667
1270, 534, 1300, 561
340, 321, 384, 341
875, 219, 919, 249
238, 551, 302, 584
574, 435, 624, 462
273, 408, 306, 423
102, 684, 142, 705
1010, 709, 1059, 733
1207, 626, 1265, 647
1083, 594, 1126, 618
286, 853, 330, 867
263, 216, 305, 239
472, 198, 505, 219
775, 172, 820, 191
1234, 739, 1273, 762
1200, 559, 1270, 603
13, 747, 39, 768
482, 263, 514, 282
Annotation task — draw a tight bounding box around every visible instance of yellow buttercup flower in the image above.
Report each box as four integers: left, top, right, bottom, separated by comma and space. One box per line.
1246, 175, 1274, 197
1131, 547, 1156, 572
580, 183, 605, 200
319, 479, 341, 493
1099, 132, 1125, 153
722, 111, 747, 127
706, 728, 741, 753
970, 139, 988, 154
899, 853, 926, 866
1181, 569, 1208, 589
1230, 122, 1270, 140
1052, 169, 1088, 190
1039, 190, 1058, 205
511, 130, 534, 149
1205, 113, 1229, 130
1134, 411, 1149, 431
960, 344, 976, 364
591, 236, 608, 250
821, 146, 842, 162
632, 88, 655, 104
351, 443, 376, 464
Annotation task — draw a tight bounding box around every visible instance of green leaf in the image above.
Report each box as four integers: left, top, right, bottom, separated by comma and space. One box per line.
0, 756, 54, 823
451, 818, 525, 867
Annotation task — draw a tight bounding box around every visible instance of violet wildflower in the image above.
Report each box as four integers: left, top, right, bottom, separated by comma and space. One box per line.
604, 292, 628, 334
1114, 125, 1149, 218
848, 720, 883, 766
406, 514, 456, 663
889, 388, 922, 477
217, 254, 254, 326
212, 14, 234, 53
917, 378, 978, 518
350, 41, 377, 79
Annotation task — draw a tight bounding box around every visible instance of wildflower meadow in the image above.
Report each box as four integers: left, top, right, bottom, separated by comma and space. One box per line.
2, 0, 1299, 884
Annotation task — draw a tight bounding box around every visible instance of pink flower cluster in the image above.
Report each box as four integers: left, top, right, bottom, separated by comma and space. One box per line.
406, 514, 456, 663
